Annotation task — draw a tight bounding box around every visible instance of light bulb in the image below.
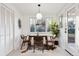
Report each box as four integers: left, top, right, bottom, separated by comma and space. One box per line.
36, 13, 42, 20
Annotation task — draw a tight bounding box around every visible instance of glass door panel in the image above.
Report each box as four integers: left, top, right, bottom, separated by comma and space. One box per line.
67, 7, 76, 44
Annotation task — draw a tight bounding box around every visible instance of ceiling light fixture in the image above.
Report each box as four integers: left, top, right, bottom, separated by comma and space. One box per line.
36, 4, 42, 20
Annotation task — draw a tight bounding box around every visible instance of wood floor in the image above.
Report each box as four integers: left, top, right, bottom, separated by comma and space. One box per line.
8, 46, 70, 56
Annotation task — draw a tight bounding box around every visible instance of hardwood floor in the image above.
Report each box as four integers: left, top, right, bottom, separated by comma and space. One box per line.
8, 46, 70, 56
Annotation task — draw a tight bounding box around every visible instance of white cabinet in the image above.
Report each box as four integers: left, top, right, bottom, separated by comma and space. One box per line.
0, 4, 14, 55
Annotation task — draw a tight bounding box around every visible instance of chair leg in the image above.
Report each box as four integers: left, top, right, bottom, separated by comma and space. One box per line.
47, 45, 50, 50
42, 44, 45, 53
21, 42, 29, 53
26, 44, 29, 51
26, 43, 29, 51
53, 42, 56, 48
33, 45, 35, 53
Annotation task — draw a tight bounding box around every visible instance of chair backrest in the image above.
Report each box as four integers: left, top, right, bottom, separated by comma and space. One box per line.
47, 36, 51, 41
43, 37, 46, 44
26, 35, 29, 41
31, 37, 34, 45
50, 36, 55, 41
47, 36, 53, 45
21, 34, 25, 39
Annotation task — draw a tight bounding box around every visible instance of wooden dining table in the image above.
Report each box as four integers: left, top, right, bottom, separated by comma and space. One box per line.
26, 35, 58, 52
28, 35, 47, 52
29, 35, 47, 45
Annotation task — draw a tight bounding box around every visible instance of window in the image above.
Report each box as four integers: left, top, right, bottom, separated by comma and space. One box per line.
36, 19, 46, 32
29, 17, 53, 32
30, 17, 36, 32
46, 17, 53, 32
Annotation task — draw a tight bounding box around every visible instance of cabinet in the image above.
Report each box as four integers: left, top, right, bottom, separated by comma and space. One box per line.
0, 4, 14, 55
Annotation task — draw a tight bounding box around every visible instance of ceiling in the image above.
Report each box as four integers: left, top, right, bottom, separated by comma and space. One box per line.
10, 3, 68, 16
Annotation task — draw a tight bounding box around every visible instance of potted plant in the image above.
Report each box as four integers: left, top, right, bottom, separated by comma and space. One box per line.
50, 21, 59, 38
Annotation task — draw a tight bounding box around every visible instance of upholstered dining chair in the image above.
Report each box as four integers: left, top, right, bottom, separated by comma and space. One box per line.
42, 37, 46, 53
30, 37, 35, 53
20, 34, 25, 50
47, 36, 54, 50
50, 36, 55, 47
20, 35, 29, 52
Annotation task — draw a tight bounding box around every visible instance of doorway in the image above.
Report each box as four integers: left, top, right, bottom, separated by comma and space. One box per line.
67, 7, 76, 45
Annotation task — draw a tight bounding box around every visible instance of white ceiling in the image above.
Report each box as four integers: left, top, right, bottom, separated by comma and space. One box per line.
10, 3, 68, 16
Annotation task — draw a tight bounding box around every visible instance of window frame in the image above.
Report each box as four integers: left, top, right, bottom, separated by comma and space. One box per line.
29, 16, 53, 33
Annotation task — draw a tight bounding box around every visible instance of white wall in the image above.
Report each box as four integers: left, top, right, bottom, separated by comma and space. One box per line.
14, 13, 22, 50
21, 16, 30, 35
59, 16, 67, 48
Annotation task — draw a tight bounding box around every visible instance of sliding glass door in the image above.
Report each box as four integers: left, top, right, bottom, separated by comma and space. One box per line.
67, 7, 76, 45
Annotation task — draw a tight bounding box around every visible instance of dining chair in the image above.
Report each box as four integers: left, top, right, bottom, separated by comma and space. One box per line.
20, 34, 25, 50
42, 37, 46, 53
30, 37, 35, 53
47, 36, 54, 50
50, 36, 55, 47
20, 35, 29, 52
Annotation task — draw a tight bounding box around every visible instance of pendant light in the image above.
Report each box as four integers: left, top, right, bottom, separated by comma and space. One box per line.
36, 4, 42, 20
